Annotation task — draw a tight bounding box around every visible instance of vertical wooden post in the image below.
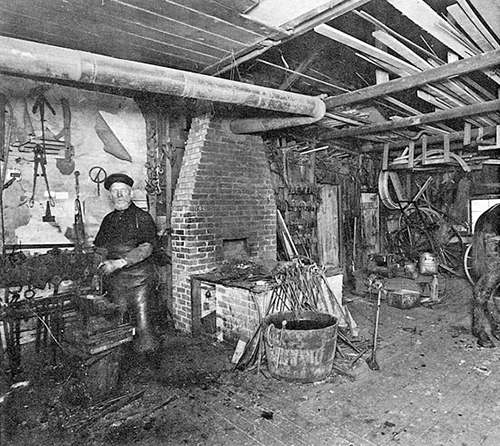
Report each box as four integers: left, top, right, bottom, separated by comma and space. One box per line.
0, 95, 6, 254
382, 143, 389, 170
463, 122, 472, 146
443, 134, 450, 163
421, 134, 428, 166
408, 141, 415, 169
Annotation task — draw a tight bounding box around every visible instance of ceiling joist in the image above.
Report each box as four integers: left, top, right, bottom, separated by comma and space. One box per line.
323, 99, 500, 139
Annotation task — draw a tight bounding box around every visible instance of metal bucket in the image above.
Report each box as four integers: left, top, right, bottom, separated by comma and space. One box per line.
419, 252, 438, 275
263, 311, 338, 383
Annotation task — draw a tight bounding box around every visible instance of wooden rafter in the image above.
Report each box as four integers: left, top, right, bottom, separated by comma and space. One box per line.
321, 99, 500, 139
323, 48, 500, 109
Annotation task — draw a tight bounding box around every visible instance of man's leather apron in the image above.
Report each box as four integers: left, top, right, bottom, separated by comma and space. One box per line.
104, 244, 158, 354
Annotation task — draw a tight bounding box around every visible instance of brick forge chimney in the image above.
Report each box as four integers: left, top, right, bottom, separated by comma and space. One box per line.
171, 114, 277, 331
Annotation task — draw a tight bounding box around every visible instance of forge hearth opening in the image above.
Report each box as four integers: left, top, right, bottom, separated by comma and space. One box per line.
223, 238, 249, 260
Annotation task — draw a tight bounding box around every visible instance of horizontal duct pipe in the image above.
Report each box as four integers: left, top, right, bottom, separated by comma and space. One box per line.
0, 36, 325, 132
229, 115, 323, 133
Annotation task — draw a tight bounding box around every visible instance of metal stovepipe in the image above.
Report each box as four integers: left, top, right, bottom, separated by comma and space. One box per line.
0, 36, 325, 133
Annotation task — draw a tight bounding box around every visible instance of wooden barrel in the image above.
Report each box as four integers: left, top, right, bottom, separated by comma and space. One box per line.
263, 311, 338, 383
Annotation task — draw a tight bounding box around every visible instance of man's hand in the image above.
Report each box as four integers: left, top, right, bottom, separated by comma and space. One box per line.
98, 259, 128, 275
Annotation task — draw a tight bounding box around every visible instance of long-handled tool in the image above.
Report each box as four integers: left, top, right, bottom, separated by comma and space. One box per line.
73, 170, 86, 250
366, 285, 383, 371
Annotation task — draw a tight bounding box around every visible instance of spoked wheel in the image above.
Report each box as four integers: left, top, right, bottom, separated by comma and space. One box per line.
434, 225, 465, 276
396, 207, 465, 276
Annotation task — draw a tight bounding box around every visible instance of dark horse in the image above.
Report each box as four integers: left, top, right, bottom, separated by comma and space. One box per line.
470, 203, 500, 347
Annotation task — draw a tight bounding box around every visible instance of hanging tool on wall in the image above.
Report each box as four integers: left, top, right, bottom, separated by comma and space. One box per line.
89, 166, 107, 196
55, 98, 75, 175
145, 143, 167, 199
42, 200, 55, 222
95, 111, 132, 162
30, 91, 56, 207
73, 170, 86, 251
32, 91, 55, 146
29, 143, 55, 207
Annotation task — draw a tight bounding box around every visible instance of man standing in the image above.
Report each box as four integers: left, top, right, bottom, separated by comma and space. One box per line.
94, 173, 159, 356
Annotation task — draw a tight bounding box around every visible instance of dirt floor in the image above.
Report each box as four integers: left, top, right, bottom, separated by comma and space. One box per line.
3, 274, 500, 446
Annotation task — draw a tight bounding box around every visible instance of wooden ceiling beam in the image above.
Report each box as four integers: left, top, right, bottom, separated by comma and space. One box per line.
361, 124, 498, 152
324, 48, 500, 109
322, 99, 500, 139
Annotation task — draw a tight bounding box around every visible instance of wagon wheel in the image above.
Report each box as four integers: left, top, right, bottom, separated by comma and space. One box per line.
463, 235, 500, 285
396, 207, 465, 276
463, 243, 478, 285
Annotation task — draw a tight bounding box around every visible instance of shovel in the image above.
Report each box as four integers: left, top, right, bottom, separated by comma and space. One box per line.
366, 288, 382, 371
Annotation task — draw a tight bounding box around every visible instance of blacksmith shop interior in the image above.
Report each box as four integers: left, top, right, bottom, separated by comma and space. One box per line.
2, 1, 500, 445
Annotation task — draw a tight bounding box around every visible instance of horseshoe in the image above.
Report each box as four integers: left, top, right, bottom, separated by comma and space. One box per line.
89, 166, 107, 196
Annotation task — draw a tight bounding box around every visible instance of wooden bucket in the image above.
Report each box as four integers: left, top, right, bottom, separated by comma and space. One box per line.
81, 347, 123, 401
263, 311, 338, 383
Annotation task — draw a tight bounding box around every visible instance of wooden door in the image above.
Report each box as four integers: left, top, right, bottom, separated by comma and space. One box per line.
317, 185, 340, 267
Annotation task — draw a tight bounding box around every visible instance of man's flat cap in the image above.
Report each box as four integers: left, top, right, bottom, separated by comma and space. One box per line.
104, 173, 134, 190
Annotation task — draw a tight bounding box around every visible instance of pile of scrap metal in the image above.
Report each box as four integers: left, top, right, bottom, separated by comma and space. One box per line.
0, 247, 101, 289
0, 248, 103, 378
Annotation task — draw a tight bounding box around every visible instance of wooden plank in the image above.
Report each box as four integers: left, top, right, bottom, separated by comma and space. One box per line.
426, 58, 498, 104
416, 90, 493, 127
468, 0, 500, 42
160, 0, 287, 39
0, 5, 218, 69
257, 59, 348, 92
321, 99, 500, 139
373, 30, 490, 108
0, 20, 201, 73
314, 24, 417, 74
373, 30, 430, 69
111, 0, 268, 46
75, 0, 249, 54
358, 42, 494, 125
324, 48, 500, 109
355, 10, 440, 63
386, 0, 477, 58
215, 0, 259, 14
279, 52, 319, 91
457, 0, 499, 49
447, 4, 495, 52
282, 0, 373, 42
282, 0, 371, 31
381, 96, 455, 133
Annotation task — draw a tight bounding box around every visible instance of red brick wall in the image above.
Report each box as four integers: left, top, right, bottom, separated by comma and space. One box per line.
171, 114, 277, 331
215, 284, 272, 343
